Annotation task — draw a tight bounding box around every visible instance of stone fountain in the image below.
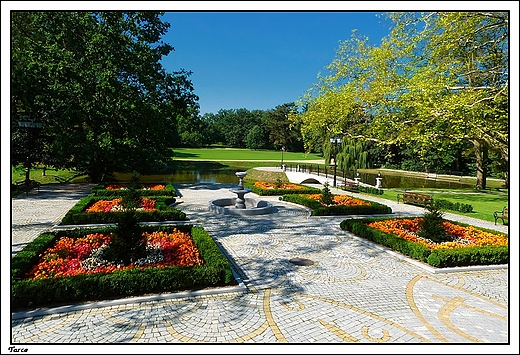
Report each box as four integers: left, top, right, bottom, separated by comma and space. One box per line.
209, 172, 273, 215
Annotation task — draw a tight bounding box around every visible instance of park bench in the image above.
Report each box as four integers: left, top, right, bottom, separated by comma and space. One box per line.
342, 180, 359, 192
397, 191, 433, 207
493, 207, 508, 225
15, 179, 41, 196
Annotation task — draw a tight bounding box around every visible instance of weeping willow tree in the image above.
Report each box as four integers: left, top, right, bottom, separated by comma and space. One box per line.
323, 137, 368, 172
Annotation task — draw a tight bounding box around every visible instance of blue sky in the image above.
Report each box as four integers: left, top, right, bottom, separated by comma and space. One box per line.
160, 11, 393, 115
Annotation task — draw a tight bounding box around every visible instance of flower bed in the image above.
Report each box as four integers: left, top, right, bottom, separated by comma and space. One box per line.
340, 217, 508, 268
11, 225, 236, 310
26, 229, 204, 280
60, 196, 186, 225
85, 197, 157, 213
280, 193, 392, 216
91, 182, 177, 197
246, 181, 321, 196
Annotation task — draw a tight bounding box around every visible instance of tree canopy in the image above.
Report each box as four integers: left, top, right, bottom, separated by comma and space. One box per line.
296, 12, 509, 188
11, 11, 199, 182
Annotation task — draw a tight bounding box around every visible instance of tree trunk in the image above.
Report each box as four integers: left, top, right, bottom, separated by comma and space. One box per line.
474, 140, 488, 190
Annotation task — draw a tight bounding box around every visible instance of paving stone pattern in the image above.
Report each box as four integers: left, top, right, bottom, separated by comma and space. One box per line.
10, 182, 511, 347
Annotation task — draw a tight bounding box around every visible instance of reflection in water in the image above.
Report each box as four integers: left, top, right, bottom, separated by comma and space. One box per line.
116, 170, 240, 184
350, 172, 474, 189
129, 169, 475, 189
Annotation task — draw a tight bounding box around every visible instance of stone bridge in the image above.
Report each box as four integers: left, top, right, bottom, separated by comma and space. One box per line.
285, 171, 337, 185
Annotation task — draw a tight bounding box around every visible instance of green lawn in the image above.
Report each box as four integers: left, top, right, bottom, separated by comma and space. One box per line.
381, 188, 508, 224
171, 147, 324, 162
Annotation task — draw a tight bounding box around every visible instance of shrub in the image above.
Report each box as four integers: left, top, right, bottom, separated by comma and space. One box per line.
417, 205, 451, 243
358, 185, 385, 195
109, 211, 146, 264
427, 246, 509, 268
433, 198, 473, 213
320, 182, 333, 205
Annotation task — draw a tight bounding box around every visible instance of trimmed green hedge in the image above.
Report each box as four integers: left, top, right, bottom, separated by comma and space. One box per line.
340, 217, 509, 268
341, 185, 384, 196
433, 198, 474, 213
280, 194, 392, 216
91, 183, 178, 197
245, 182, 321, 196
60, 196, 185, 225
11, 225, 236, 311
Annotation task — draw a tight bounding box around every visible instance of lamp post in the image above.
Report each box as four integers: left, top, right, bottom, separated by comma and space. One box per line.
375, 171, 382, 189
354, 171, 360, 185
18, 119, 42, 195
329, 137, 342, 187
281, 146, 286, 170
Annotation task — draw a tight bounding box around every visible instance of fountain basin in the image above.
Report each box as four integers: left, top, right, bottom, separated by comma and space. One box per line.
209, 197, 273, 215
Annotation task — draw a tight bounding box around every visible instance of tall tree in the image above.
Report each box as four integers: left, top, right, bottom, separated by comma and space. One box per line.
11, 11, 198, 182
296, 12, 508, 189
264, 103, 303, 152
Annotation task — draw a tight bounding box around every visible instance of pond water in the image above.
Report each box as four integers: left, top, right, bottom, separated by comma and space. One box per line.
126, 168, 475, 189
353, 172, 473, 189
115, 169, 241, 185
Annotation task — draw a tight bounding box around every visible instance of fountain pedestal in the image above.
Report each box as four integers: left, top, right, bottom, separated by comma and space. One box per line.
232, 189, 248, 209
232, 172, 250, 209
208, 171, 273, 215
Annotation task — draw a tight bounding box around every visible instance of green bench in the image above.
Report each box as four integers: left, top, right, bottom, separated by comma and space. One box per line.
397, 191, 433, 207
493, 207, 508, 225
342, 180, 359, 192
15, 179, 41, 196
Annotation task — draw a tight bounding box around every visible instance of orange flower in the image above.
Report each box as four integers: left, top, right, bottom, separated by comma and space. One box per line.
367, 219, 508, 250
254, 181, 306, 190
305, 194, 370, 207
25, 230, 204, 280
85, 198, 157, 213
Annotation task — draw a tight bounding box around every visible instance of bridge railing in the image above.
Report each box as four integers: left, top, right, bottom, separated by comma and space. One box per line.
284, 163, 354, 182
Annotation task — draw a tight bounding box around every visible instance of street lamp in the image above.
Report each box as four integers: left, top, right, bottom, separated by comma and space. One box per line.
329, 137, 342, 187
281, 146, 286, 170
18, 119, 42, 195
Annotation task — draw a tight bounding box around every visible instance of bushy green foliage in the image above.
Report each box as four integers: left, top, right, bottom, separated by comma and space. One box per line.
108, 211, 146, 265
11, 225, 237, 311
120, 171, 143, 210
433, 198, 473, 213
358, 185, 385, 195
417, 205, 450, 243
108, 172, 147, 264
427, 246, 509, 268
320, 182, 333, 205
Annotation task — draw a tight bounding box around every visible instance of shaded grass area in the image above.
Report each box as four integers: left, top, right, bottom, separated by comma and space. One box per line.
11, 164, 89, 197
11, 164, 88, 185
